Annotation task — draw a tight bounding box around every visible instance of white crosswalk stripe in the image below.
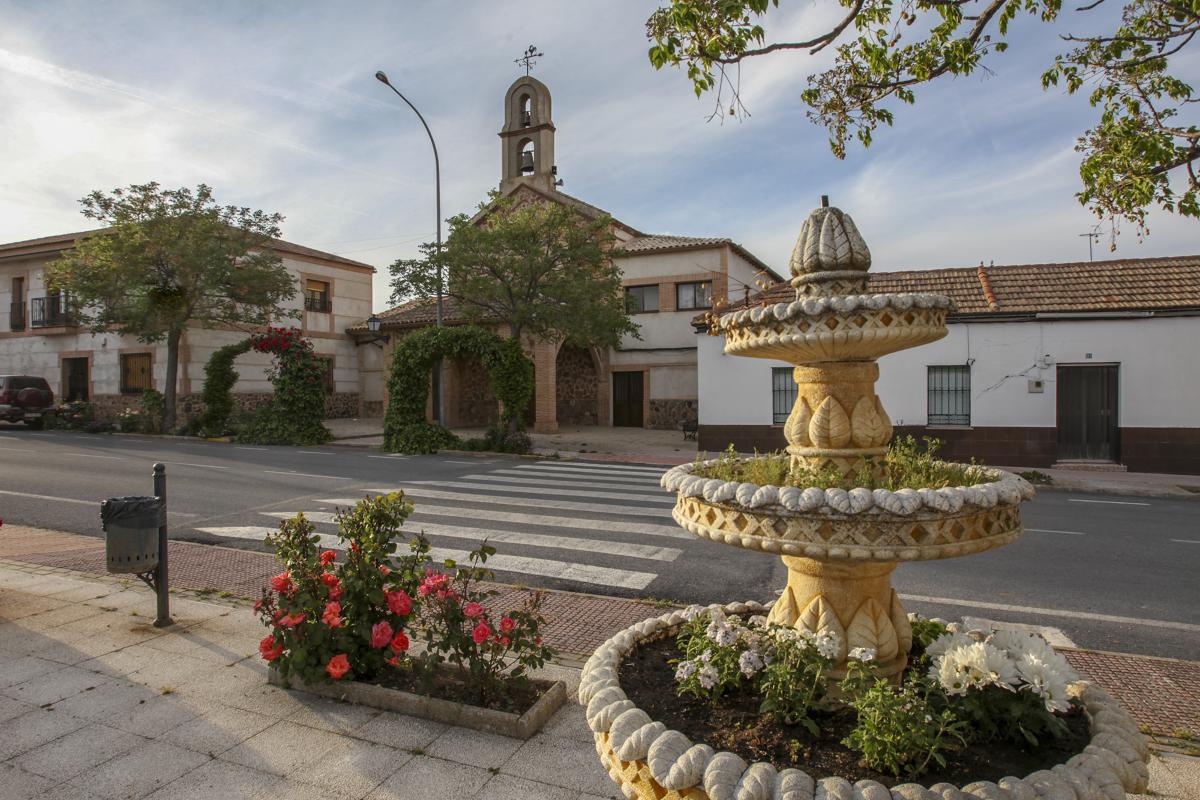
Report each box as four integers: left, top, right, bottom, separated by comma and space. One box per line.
194, 460, 687, 593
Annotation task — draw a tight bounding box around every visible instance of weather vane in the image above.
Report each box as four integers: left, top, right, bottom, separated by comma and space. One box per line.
515, 45, 543, 76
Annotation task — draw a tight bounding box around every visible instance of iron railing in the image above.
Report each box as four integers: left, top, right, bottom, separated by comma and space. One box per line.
31, 295, 76, 328
303, 290, 331, 313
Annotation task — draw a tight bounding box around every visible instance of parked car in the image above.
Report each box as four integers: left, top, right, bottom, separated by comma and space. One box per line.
0, 375, 55, 429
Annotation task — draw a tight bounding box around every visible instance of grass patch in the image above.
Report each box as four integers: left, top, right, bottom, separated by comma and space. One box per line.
692, 437, 991, 491
1017, 470, 1053, 485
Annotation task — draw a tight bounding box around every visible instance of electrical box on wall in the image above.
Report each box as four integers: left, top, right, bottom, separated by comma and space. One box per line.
1028, 379, 1045, 393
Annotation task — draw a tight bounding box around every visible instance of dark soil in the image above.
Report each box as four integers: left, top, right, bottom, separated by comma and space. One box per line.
619, 636, 1091, 787
366, 665, 548, 715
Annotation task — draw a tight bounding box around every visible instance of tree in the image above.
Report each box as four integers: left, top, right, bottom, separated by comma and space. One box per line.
390, 195, 638, 346
46, 183, 296, 431
646, 0, 1198, 240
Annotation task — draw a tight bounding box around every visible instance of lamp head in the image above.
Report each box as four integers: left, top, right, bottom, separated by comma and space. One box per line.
374, 71, 389, 85
366, 314, 381, 333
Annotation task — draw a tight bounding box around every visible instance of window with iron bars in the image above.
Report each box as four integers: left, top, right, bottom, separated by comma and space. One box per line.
927, 365, 971, 426
772, 367, 797, 425
304, 280, 331, 312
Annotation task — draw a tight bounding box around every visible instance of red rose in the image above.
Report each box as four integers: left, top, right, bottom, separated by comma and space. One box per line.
472, 621, 491, 645
319, 550, 337, 566
269, 572, 293, 593
320, 572, 342, 600
277, 612, 305, 628
258, 635, 283, 662
499, 616, 515, 633
379, 565, 390, 576
370, 620, 393, 649
322, 601, 342, 629
500, 636, 510, 647
463, 602, 484, 619
325, 654, 350, 680
385, 590, 412, 616
390, 631, 409, 653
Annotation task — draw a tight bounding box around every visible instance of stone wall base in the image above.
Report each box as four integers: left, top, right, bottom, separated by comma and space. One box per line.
87, 392, 361, 423
647, 399, 696, 431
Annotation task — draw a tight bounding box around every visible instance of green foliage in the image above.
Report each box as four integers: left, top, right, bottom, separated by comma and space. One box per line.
756, 628, 835, 733
236, 327, 331, 446
383, 326, 534, 454
45, 182, 297, 430
140, 389, 165, 433
458, 424, 533, 454
694, 436, 989, 490
645, 0, 1198, 238
198, 339, 252, 435
1018, 469, 1053, 485
390, 194, 637, 346
841, 662, 968, 779
909, 617, 951, 662
673, 612, 752, 702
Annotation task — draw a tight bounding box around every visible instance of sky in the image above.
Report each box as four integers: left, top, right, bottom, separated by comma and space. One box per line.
2, 1, 1196, 311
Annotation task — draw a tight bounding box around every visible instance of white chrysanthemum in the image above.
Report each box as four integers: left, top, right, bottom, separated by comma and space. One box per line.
848, 646, 876, 662
926, 631, 975, 659
931, 642, 1018, 694
675, 660, 697, 682
698, 665, 719, 690
739, 649, 764, 677
1016, 652, 1073, 713
992, 630, 1079, 683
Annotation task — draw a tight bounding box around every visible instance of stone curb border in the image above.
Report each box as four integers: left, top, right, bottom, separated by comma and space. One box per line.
579, 602, 1150, 800
713, 293, 954, 332
661, 461, 1036, 518
269, 666, 567, 740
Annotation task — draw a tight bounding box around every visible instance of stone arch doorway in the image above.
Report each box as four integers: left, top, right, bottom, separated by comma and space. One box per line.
555, 344, 599, 426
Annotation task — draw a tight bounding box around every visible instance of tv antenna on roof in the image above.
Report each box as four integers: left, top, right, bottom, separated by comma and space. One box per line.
515, 45, 543, 75
1078, 227, 1101, 261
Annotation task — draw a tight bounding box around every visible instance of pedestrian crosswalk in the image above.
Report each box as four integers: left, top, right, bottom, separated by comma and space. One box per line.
194, 459, 685, 593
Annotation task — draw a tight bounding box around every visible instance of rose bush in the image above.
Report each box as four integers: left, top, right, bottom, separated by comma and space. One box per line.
255, 491, 555, 712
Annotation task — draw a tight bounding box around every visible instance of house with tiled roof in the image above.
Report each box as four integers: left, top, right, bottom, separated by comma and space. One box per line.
694, 255, 1200, 474
0, 228, 374, 421
358, 74, 778, 433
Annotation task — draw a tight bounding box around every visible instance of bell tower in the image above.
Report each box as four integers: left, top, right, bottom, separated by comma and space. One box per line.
499, 75, 556, 193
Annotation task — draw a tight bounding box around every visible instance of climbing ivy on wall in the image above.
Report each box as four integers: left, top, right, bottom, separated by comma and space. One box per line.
384, 326, 534, 454
197, 327, 331, 445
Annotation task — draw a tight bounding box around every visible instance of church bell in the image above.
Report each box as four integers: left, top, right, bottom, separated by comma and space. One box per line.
520, 150, 535, 174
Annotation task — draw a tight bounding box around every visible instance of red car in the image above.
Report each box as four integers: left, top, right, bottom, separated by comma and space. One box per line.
0, 375, 55, 429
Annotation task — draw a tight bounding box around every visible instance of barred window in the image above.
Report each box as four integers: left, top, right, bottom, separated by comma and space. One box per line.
120, 353, 153, 394
675, 281, 712, 310
772, 367, 796, 425
304, 279, 331, 312
624, 284, 659, 313
927, 365, 971, 426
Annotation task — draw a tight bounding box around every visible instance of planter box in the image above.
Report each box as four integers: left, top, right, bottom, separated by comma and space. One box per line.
268, 665, 567, 740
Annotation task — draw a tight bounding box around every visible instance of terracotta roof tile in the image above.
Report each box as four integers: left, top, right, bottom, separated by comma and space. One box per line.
712, 255, 1200, 320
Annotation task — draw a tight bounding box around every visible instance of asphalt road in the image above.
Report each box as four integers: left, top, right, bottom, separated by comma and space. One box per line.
1, 427, 1197, 660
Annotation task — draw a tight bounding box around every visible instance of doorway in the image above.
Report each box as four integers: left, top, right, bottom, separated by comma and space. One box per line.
612, 371, 644, 427
1056, 364, 1119, 462
61, 357, 89, 402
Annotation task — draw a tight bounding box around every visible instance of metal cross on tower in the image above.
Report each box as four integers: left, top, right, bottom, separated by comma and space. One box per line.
515, 45, 543, 75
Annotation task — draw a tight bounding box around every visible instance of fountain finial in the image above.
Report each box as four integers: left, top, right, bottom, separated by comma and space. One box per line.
789, 204, 872, 278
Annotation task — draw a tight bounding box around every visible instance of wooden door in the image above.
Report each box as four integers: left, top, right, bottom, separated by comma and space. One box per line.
612, 371, 643, 427
62, 357, 89, 401
1057, 365, 1119, 461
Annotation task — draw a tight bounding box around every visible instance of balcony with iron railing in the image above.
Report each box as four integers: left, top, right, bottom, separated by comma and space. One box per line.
303, 290, 331, 313
31, 294, 77, 328
9, 301, 25, 331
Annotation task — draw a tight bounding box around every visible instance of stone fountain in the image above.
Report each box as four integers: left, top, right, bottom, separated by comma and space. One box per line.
578, 205, 1150, 800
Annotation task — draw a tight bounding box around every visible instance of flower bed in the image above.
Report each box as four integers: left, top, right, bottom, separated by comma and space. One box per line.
255, 492, 562, 735
580, 603, 1149, 800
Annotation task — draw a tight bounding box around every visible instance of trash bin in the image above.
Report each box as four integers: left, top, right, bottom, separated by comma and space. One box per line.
101, 496, 164, 574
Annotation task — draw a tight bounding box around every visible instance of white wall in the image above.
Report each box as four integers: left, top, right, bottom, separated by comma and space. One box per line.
698, 316, 1200, 429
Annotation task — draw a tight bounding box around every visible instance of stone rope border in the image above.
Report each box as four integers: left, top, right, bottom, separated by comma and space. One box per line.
661, 462, 1037, 518
579, 602, 1150, 800
712, 293, 955, 333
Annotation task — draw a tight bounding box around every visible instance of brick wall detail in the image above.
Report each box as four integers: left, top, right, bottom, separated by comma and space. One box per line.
555, 345, 598, 426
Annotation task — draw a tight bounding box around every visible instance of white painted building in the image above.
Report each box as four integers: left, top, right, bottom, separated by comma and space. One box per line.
0, 231, 375, 421
696, 256, 1200, 474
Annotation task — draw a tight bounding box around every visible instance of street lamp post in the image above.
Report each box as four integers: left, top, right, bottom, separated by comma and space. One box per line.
375, 70, 444, 423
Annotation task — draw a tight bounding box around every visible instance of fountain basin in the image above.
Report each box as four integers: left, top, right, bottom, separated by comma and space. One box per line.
580, 603, 1151, 800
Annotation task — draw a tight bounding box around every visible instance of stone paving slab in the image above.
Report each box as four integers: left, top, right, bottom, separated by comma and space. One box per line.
0, 561, 1195, 800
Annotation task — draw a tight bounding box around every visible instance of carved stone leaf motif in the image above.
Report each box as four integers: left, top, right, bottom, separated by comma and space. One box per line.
808, 396, 851, 448
889, 589, 912, 655
796, 594, 846, 658
784, 396, 812, 447
850, 395, 888, 448
874, 396, 893, 443
846, 597, 899, 661
768, 587, 799, 626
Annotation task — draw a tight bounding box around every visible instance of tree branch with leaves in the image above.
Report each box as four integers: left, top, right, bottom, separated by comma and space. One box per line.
647, 0, 1198, 240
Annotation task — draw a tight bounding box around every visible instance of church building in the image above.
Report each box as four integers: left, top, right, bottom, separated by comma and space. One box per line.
356, 74, 777, 432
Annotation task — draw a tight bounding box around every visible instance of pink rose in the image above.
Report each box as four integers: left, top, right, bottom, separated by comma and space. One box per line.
390, 631, 409, 653
326, 654, 350, 680
322, 601, 342, 629
269, 572, 293, 593
472, 621, 491, 645
463, 602, 484, 619
370, 620, 394, 649
499, 616, 515, 633
277, 612, 305, 628
386, 590, 412, 616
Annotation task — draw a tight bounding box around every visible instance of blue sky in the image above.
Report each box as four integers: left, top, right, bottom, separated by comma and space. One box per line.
2, 1, 1196, 310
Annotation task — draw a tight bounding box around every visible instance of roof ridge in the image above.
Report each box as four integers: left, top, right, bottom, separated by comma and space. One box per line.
976, 263, 999, 311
